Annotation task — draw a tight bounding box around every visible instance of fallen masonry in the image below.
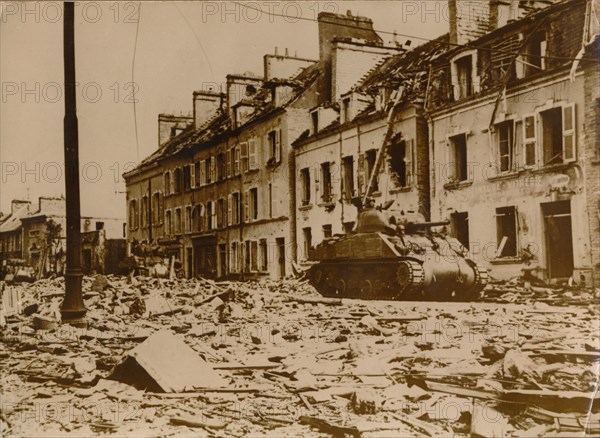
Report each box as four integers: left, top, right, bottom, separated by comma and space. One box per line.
0, 275, 599, 437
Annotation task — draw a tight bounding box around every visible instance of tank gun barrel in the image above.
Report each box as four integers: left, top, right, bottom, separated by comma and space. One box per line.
405, 220, 450, 229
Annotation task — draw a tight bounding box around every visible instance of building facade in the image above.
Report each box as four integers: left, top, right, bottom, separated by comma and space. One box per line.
124, 11, 400, 279
125, 1, 599, 285
427, 0, 599, 284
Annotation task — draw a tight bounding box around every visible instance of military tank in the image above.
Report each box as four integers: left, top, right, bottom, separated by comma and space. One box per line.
307, 205, 488, 301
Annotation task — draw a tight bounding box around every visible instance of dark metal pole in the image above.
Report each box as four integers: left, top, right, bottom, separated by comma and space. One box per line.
60, 1, 87, 323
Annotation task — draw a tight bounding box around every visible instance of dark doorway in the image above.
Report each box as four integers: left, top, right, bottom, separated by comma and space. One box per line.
82, 248, 93, 274
451, 211, 469, 249
218, 244, 227, 278
186, 247, 193, 279
542, 201, 574, 278
276, 237, 286, 278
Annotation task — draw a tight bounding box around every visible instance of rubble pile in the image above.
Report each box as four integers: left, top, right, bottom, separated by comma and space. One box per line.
1, 275, 599, 437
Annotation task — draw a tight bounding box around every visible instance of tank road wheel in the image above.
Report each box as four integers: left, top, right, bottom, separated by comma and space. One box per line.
311, 268, 324, 286
360, 279, 373, 297
396, 261, 425, 298
458, 261, 489, 301
336, 279, 346, 295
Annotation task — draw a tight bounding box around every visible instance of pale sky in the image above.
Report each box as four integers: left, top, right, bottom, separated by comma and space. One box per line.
1, 1, 447, 218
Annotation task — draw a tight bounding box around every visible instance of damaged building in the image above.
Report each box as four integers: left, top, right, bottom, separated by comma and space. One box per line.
0, 197, 126, 277
426, 0, 599, 285
125, 1, 599, 285
123, 11, 403, 279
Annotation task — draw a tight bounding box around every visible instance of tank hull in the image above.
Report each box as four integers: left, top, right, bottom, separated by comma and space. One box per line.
308, 256, 487, 301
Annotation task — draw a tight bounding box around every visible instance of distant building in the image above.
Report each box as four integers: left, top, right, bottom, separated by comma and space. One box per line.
0, 196, 126, 276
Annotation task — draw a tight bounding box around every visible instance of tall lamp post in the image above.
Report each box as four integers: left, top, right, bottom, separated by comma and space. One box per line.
60, 1, 87, 324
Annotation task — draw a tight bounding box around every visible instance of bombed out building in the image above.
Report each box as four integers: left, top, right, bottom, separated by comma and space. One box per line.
125, 1, 599, 285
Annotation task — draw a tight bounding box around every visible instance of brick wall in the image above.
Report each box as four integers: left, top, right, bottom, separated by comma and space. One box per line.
583, 41, 600, 286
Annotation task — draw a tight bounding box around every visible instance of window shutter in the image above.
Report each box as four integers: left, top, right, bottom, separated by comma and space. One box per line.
249, 139, 257, 170
275, 129, 282, 162
357, 154, 365, 195
210, 156, 215, 183
169, 170, 175, 195
227, 149, 232, 177
522, 115, 537, 167
405, 139, 414, 186
164, 172, 170, 196
227, 194, 232, 226
234, 146, 240, 175
241, 142, 248, 172
190, 164, 196, 189
562, 103, 576, 163
244, 191, 249, 222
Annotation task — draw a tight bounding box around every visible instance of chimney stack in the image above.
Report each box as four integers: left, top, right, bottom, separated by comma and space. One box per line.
193, 90, 225, 130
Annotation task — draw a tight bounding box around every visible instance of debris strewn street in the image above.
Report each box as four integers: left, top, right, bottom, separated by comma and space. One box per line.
1, 276, 598, 437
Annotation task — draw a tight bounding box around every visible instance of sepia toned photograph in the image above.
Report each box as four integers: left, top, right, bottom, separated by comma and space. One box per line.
1, 0, 599, 436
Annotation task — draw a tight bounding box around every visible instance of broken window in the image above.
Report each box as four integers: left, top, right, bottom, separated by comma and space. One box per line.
496, 206, 517, 257
128, 199, 138, 229
175, 208, 182, 234
185, 206, 192, 233
214, 199, 222, 228
496, 121, 514, 173
152, 193, 161, 224
206, 202, 213, 230
322, 224, 332, 239
449, 134, 468, 182
217, 153, 226, 181
231, 192, 240, 224
343, 222, 355, 233
249, 188, 258, 221
342, 98, 351, 123
523, 115, 537, 167
302, 227, 312, 260
541, 107, 563, 166
300, 168, 311, 206
525, 31, 546, 76
311, 110, 319, 134
389, 138, 413, 188
230, 242, 238, 273
451, 211, 469, 250
259, 239, 268, 271
342, 156, 354, 201
173, 168, 182, 194
165, 210, 172, 235
192, 204, 202, 232
320, 162, 332, 202
365, 149, 379, 193
183, 165, 191, 191
140, 196, 148, 228
453, 54, 474, 100
267, 129, 281, 163
250, 241, 258, 271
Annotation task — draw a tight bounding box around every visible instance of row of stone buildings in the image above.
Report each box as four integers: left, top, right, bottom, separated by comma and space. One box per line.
0, 197, 126, 276
124, 0, 600, 286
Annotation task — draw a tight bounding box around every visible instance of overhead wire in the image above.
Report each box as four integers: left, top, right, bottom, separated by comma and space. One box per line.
232, 0, 597, 64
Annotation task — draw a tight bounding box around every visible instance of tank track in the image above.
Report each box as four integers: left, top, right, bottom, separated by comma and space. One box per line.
308, 259, 427, 300
452, 261, 489, 301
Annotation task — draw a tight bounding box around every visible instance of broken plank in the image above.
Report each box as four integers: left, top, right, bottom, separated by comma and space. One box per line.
169, 415, 227, 430
288, 296, 342, 306
146, 388, 261, 397
423, 380, 497, 400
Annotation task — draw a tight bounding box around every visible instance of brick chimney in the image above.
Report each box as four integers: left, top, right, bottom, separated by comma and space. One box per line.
225, 74, 263, 120
158, 114, 192, 147
448, 0, 491, 45
263, 50, 316, 81
193, 90, 225, 129
11, 199, 30, 215
317, 10, 390, 103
